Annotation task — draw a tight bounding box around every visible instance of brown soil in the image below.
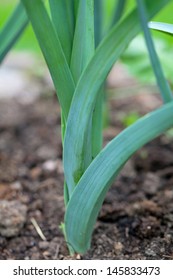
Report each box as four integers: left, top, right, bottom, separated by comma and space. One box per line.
0, 87, 173, 260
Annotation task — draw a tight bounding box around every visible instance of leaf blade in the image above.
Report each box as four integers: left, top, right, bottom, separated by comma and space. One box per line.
111, 0, 127, 27
70, 0, 96, 177
49, 0, 75, 64
21, 0, 75, 120
94, 0, 103, 47
70, 0, 95, 83
0, 2, 28, 63
149, 21, 173, 35
65, 101, 173, 253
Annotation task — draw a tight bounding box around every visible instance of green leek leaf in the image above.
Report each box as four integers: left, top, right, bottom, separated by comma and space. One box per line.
70, 0, 95, 83
149, 21, 173, 35
65, 101, 173, 253
0, 2, 28, 63
49, 0, 75, 64
71, 0, 95, 175
64, 0, 170, 196
21, 0, 75, 120
94, 0, 103, 47
111, 0, 126, 27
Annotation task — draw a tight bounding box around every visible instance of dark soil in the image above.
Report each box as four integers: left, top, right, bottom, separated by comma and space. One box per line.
0, 87, 173, 260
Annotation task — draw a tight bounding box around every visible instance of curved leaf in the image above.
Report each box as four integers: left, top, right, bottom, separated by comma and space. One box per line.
149, 21, 173, 35
65, 101, 173, 253
64, 0, 170, 196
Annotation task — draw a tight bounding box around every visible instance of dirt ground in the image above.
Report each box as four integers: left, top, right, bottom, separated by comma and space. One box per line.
0, 57, 173, 260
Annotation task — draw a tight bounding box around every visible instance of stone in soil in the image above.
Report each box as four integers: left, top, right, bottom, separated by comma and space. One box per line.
0, 200, 27, 237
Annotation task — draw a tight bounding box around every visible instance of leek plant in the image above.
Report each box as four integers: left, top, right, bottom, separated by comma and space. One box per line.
1, 0, 173, 254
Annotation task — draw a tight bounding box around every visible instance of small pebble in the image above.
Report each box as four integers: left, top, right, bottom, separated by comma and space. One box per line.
30, 167, 42, 179
0, 200, 27, 237
10, 181, 22, 191
143, 172, 160, 195
39, 241, 49, 250
145, 248, 157, 257
42, 160, 57, 172
114, 242, 123, 253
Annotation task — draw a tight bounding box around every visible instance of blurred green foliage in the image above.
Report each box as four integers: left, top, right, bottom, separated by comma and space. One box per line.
0, 0, 40, 52
122, 0, 173, 84
121, 35, 173, 84
122, 111, 141, 127
1, 0, 172, 52
0, 0, 173, 83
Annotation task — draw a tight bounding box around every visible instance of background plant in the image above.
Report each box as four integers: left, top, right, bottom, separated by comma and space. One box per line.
1, 0, 173, 255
